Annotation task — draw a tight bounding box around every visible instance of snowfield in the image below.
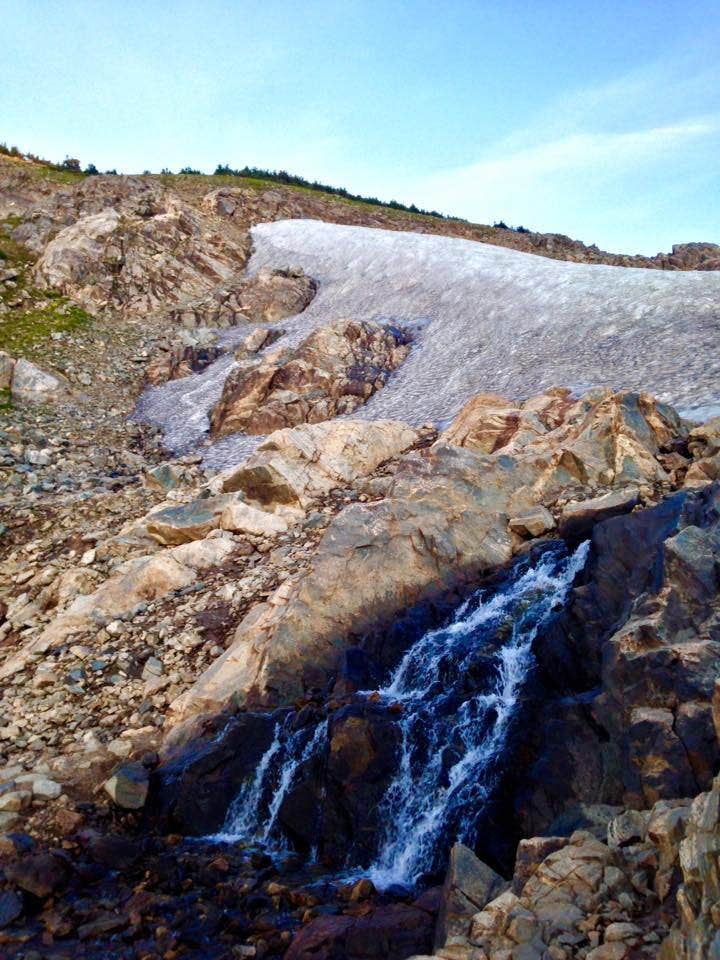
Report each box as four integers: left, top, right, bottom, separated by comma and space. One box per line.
137, 219, 720, 469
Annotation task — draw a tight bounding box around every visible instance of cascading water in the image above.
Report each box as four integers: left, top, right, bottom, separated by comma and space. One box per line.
364, 539, 589, 888
210, 541, 589, 887
215, 719, 328, 851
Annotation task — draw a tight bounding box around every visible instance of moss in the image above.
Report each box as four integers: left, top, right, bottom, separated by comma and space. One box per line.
0, 299, 93, 354
0, 388, 11, 412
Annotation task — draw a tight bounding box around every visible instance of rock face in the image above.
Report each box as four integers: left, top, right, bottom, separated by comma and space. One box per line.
169, 266, 317, 328
210, 319, 411, 436
513, 481, 720, 843
19, 176, 251, 316
173, 388, 689, 721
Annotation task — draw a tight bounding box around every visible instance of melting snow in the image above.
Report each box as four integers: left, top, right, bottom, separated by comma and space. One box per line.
135, 219, 720, 470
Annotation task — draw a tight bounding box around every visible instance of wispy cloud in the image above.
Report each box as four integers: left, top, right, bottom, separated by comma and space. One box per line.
398, 55, 720, 253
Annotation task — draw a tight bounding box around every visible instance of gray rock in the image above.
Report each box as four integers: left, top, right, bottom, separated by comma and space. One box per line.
0, 890, 23, 928
435, 842, 509, 948
103, 762, 149, 809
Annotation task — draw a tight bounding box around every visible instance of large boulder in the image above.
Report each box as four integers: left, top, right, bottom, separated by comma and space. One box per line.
10, 358, 67, 403
210, 319, 411, 436
435, 843, 508, 949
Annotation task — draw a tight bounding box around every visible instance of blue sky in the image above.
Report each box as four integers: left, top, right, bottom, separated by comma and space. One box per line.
2, 0, 719, 254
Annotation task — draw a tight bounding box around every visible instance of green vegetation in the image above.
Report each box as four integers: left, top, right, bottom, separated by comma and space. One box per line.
0, 299, 93, 354
0, 219, 93, 354
211, 163, 454, 220
0, 388, 12, 412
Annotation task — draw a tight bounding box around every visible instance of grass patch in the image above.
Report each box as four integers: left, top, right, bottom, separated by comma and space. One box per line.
0, 299, 93, 354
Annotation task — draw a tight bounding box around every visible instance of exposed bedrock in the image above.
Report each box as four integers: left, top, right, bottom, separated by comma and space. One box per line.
171, 387, 691, 723
168, 265, 317, 329
13, 175, 251, 316
209, 318, 411, 437
512, 481, 720, 837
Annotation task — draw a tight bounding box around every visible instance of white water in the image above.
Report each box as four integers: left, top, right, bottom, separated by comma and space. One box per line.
134, 220, 720, 470
210, 541, 589, 887
364, 540, 590, 888
213, 720, 328, 850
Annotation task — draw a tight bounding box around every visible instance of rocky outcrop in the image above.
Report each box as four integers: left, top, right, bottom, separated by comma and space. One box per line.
17, 176, 251, 316
660, 775, 720, 958
169, 266, 317, 328
172, 389, 690, 722
216, 417, 420, 508
512, 481, 720, 846
143, 343, 224, 386
210, 319, 411, 437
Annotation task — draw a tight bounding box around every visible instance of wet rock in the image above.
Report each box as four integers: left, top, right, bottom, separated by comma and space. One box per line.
0, 891, 22, 931
286, 903, 434, 960
5, 852, 70, 898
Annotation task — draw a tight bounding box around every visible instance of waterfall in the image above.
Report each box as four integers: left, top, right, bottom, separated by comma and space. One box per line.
365, 539, 589, 888
209, 541, 589, 886
214, 719, 328, 850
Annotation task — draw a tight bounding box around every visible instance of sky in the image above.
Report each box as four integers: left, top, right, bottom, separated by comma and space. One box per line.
1, 0, 719, 254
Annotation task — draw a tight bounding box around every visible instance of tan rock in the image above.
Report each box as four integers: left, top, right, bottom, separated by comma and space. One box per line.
172, 390, 690, 721
218, 418, 419, 509
210, 318, 410, 436
219, 501, 289, 536
0, 534, 235, 679
508, 506, 555, 538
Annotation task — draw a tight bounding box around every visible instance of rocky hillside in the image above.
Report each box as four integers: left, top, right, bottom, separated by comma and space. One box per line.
0, 150, 719, 960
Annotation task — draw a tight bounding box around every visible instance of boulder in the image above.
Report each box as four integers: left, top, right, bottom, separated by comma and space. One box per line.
508, 505, 555, 538
210, 318, 411, 436
220, 500, 289, 536
435, 843, 508, 949
285, 903, 434, 960
10, 358, 66, 404
103, 762, 149, 810
5, 852, 70, 899
218, 418, 419, 509
145, 494, 236, 545
0, 890, 23, 928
